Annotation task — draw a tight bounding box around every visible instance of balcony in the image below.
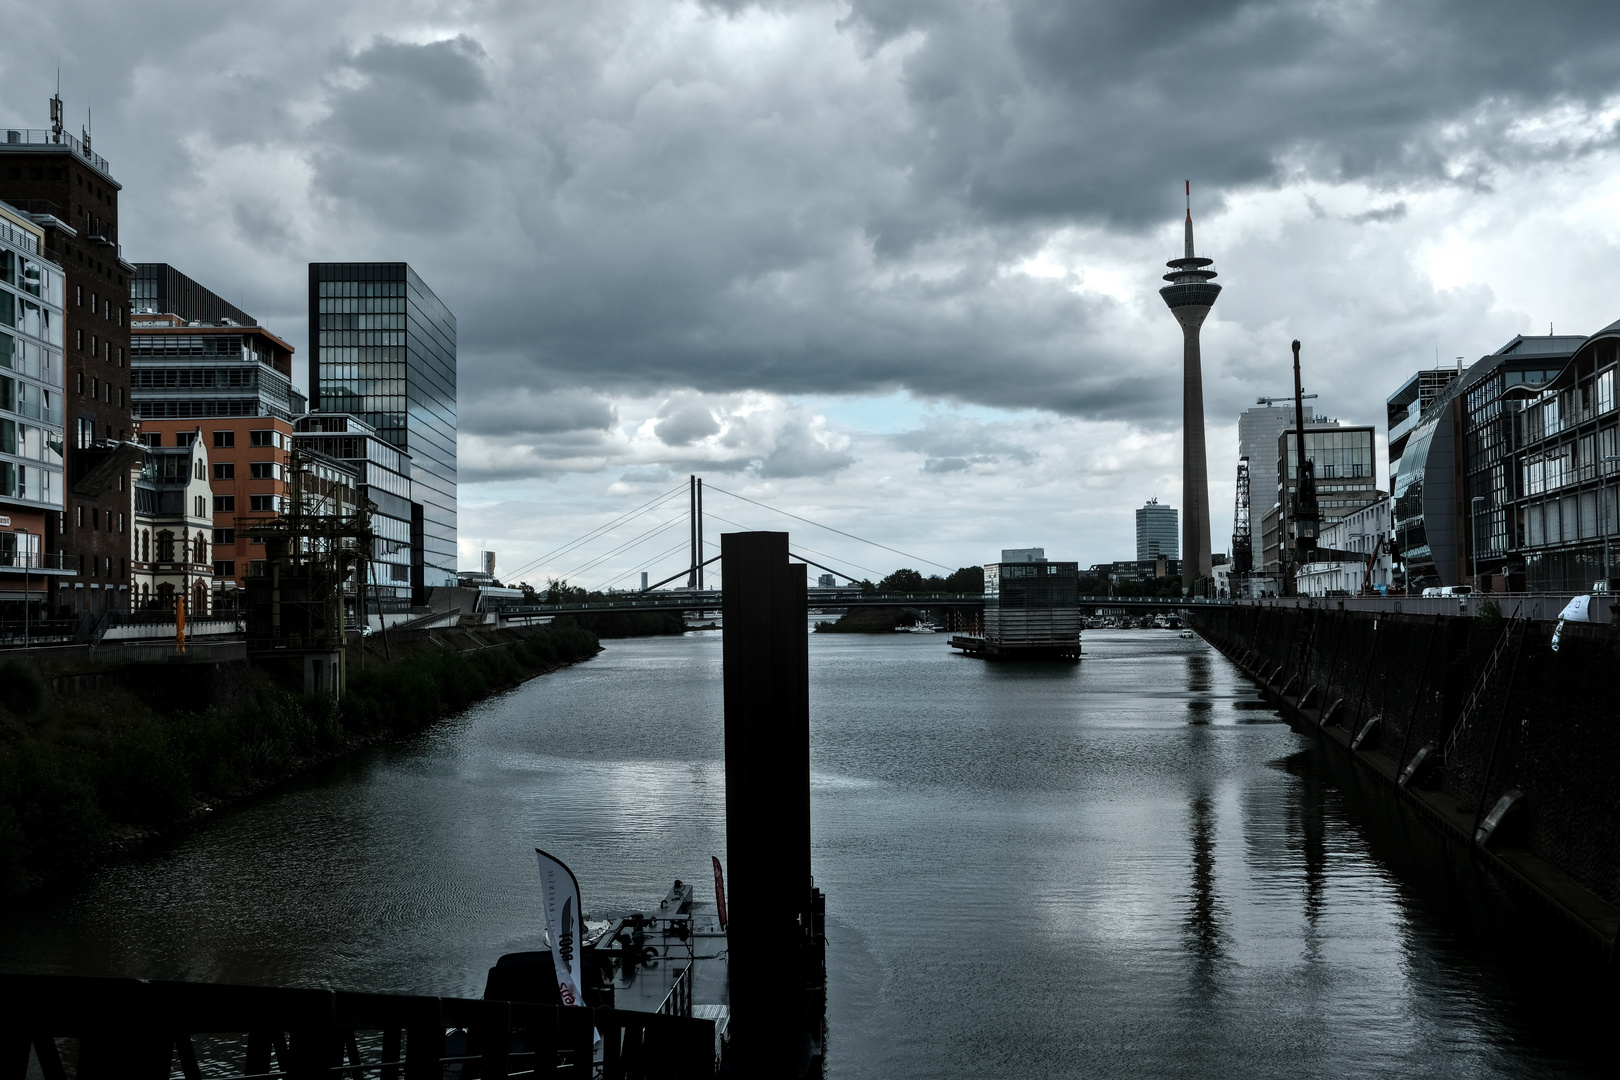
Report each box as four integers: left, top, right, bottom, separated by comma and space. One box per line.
0, 550, 77, 576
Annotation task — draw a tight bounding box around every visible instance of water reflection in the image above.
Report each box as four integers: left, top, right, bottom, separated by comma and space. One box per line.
1, 632, 1616, 1078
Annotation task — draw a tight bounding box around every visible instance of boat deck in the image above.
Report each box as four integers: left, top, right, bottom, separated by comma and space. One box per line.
586, 883, 730, 1032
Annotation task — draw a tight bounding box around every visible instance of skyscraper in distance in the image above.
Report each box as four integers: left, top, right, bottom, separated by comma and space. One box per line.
308, 263, 456, 600
1159, 182, 1218, 588
1136, 498, 1179, 561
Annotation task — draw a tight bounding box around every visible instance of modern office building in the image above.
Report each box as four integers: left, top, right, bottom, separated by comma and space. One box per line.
309, 263, 456, 599
1238, 403, 1331, 491
292, 413, 414, 595
1386, 368, 1458, 487
1392, 335, 1579, 590
132, 263, 255, 326
1261, 424, 1380, 573
1, 99, 141, 616
1158, 184, 1218, 587
1499, 328, 1620, 591
1135, 499, 1178, 561
0, 200, 73, 621
131, 312, 302, 422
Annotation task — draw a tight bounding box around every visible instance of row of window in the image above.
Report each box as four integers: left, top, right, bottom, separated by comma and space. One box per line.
205, 462, 281, 480
317, 280, 406, 298
73, 372, 123, 406
0, 375, 62, 425
0, 288, 63, 346
212, 495, 282, 512
0, 459, 60, 503
73, 328, 122, 364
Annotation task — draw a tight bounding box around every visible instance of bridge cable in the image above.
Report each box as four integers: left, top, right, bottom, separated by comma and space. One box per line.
559, 514, 686, 582
703, 511, 884, 580
502, 484, 686, 584
704, 484, 956, 572
595, 537, 700, 593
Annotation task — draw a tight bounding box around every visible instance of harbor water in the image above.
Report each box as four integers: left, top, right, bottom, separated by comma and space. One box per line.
2, 630, 1617, 1077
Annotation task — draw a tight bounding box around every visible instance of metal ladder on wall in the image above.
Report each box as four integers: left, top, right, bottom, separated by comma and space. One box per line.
1442, 613, 1523, 765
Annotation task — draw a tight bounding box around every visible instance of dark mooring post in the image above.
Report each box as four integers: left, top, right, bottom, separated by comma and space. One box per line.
722, 531, 819, 1078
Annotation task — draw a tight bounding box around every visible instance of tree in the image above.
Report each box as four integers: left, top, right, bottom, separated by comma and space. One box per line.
878, 568, 927, 593
547, 578, 588, 604
943, 566, 983, 594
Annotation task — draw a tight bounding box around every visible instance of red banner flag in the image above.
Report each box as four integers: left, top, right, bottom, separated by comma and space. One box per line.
712, 855, 727, 930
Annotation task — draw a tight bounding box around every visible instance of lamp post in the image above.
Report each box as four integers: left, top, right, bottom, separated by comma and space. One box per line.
1602, 454, 1620, 590
1470, 495, 1485, 591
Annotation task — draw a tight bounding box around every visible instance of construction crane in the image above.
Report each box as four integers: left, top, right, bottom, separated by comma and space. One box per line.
1256, 393, 1318, 405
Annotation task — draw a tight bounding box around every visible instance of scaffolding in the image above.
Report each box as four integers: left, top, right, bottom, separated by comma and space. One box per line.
241, 448, 375, 692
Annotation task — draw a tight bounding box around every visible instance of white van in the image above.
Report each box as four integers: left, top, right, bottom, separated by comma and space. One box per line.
1421, 585, 1473, 597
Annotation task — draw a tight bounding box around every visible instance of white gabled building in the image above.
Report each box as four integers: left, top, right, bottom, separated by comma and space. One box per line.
132, 427, 214, 615
1296, 496, 1394, 597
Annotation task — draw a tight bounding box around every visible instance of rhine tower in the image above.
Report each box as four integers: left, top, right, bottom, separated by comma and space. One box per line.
1159, 182, 1219, 588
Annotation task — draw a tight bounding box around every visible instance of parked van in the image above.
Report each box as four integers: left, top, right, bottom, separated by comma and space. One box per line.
1421, 585, 1473, 597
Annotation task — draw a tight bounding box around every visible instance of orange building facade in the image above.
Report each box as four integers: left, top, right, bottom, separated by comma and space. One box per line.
140, 416, 294, 606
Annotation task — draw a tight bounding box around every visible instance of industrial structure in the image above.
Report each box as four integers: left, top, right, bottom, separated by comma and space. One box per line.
1231, 457, 1251, 576
1159, 183, 1218, 589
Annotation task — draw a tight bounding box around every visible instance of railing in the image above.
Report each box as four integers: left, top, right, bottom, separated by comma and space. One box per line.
658, 965, 694, 1019
2, 128, 114, 175
0, 551, 75, 572
2, 972, 718, 1079
3, 197, 66, 222
0, 214, 40, 254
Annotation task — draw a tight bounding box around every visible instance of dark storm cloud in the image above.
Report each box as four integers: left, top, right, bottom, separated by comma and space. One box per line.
11, 0, 1620, 437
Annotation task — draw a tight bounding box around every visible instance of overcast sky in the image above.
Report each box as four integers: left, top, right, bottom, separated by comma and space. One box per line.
10, 0, 1620, 587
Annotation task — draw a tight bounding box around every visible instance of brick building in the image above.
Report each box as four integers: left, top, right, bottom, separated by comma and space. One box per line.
1, 96, 140, 616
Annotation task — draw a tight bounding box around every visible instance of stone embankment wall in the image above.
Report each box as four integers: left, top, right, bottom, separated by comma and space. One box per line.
1191, 605, 1620, 949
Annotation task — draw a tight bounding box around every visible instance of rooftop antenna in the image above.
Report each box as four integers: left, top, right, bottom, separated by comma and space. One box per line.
82, 101, 91, 154
50, 71, 64, 143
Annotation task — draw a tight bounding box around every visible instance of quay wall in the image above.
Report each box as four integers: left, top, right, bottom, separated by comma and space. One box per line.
1191, 604, 1620, 945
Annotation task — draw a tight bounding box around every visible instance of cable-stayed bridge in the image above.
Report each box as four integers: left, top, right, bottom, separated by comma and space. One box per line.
495, 476, 1228, 616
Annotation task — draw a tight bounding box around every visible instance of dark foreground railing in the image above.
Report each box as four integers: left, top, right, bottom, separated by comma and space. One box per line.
1, 974, 716, 1080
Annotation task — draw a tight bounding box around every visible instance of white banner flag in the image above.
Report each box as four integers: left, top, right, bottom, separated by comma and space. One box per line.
535, 848, 586, 1008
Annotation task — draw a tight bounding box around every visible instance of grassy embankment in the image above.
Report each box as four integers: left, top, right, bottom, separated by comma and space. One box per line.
0, 621, 599, 899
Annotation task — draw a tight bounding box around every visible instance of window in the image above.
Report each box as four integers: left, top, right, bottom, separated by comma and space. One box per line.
77, 505, 84, 527
249, 461, 279, 480
195, 494, 206, 517
157, 531, 175, 561
77, 372, 83, 394
249, 494, 278, 512
213, 430, 235, 447
90, 293, 97, 313
249, 559, 267, 577
213, 495, 236, 512
213, 528, 235, 544
213, 462, 235, 480
141, 432, 161, 447
118, 388, 124, 407
119, 513, 125, 533
214, 560, 236, 578
177, 432, 197, 447
91, 377, 98, 399
248, 429, 281, 448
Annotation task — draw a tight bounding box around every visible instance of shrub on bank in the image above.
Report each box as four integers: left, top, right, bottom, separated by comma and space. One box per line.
0, 624, 598, 897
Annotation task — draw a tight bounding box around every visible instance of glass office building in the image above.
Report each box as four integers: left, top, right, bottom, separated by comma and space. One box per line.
309, 263, 456, 597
